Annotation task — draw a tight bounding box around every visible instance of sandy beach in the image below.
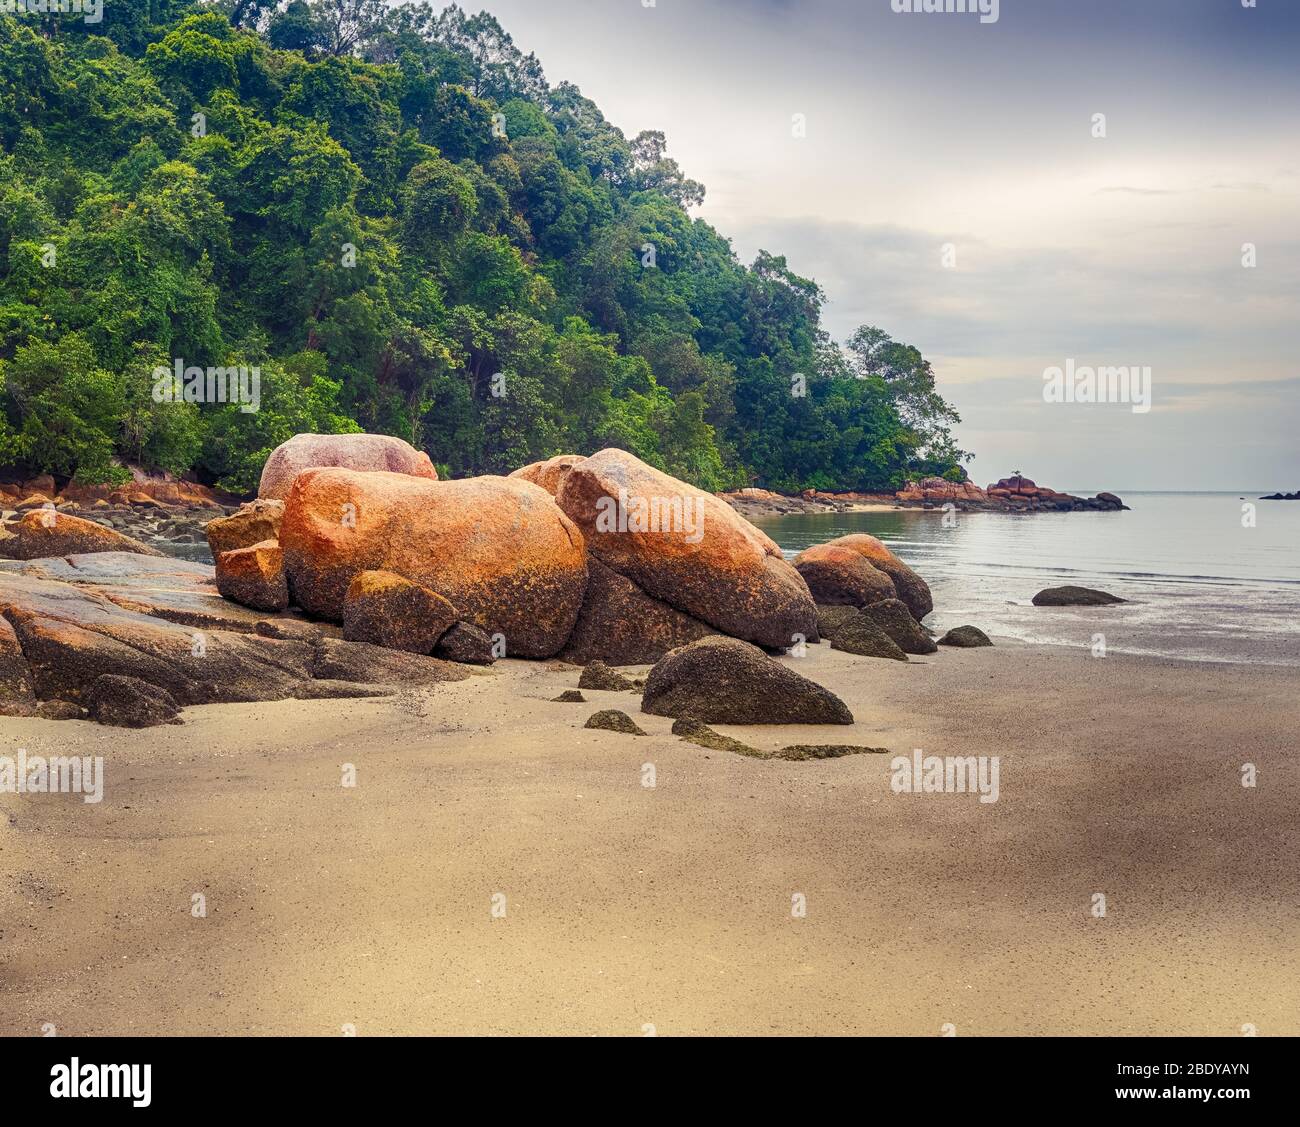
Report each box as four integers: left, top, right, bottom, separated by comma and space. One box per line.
3, 638, 1295, 1037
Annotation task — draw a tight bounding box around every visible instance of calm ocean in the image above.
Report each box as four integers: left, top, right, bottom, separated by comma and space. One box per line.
752, 492, 1300, 667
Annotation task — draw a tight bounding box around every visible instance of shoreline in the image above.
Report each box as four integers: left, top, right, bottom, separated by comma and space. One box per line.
3, 638, 1295, 1036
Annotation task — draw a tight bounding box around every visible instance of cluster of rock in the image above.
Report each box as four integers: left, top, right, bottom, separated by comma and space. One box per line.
896, 474, 1126, 512
1, 469, 233, 552
0, 432, 1000, 729
1260, 490, 1299, 501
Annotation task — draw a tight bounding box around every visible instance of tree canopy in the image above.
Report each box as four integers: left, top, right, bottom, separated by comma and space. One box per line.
0, 1, 969, 495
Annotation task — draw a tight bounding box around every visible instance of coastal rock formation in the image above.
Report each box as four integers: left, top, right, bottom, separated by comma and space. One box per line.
0, 613, 36, 715
205, 499, 284, 557
508, 454, 584, 496
862, 599, 938, 654
792, 543, 897, 607
810, 534, 933, 622
0, 552, 470, 725
559, 558, 716, 666
584, 709, 646, 735
577, 660, 638, 691
830, 613, 908, 661
641, 636, 853, 725
1260, 490, 1300, 500
891, 472, 1127, 513
433, 622, 496, 665
280, 468, 587, 658
215, 540, 289, 612
814, 604, 862, 641
556, 448, 817, 649
938, 625, 993, 647
84, 674, 183, 728
896, 477, 989, 505
0, 509, 165, 560
1032, 585, 1127, 607
258, 432, 438, 501
342, 570, 458, 654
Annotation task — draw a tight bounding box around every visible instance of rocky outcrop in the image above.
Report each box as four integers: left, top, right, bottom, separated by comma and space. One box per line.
0, 553, 470, 725
830, 613, 908, 661
280, 468, 587, 658
893, 473, 1127, 513
1032, 585, 1127, 607
508, 454, 585, 496
792, 543, 896, 608
809, 534, 932, 622
0, 613, 36, 715
559, 558, 716, 665
1260, 490, 1300, 501
0, 509, 165, 560
861, 599, 938, 654
938, 625, 993, 647
641, 636, 853, 725
342, 570, 457, 654
258, 432, 438, 501
215, 541, 289, 612
205, 499, 284, 557
84, 675, 183, 728
556, 448, 816, 649
433, 622, 496, 665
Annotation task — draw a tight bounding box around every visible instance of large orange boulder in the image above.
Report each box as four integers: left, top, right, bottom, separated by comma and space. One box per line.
258, 433, 438, 501
508, 454, 585, 496
811, 533, 932, 622
555, 449, 816, 649
0, 509, 164, 559
280, 469, 587, 658
792, 543, 896, 607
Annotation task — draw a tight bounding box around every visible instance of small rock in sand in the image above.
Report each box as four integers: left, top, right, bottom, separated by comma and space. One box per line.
584, 709, 646, 735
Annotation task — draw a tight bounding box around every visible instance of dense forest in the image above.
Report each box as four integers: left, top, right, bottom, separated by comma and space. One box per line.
0, 0, 970, 495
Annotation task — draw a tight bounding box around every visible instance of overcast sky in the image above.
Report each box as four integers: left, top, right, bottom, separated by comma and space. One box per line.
472, 0, 1298, 490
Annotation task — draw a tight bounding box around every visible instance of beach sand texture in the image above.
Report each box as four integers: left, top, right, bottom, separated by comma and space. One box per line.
1, 640, 1296, 1036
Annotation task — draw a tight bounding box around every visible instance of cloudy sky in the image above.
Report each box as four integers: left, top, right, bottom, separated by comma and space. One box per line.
477, 0, 1298, 490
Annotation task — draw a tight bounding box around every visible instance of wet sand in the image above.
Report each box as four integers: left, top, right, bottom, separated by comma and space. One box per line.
1, 640, 1296, 1036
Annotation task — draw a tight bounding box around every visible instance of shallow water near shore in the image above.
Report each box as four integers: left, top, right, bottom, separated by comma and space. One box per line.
753, 491, 1300, 667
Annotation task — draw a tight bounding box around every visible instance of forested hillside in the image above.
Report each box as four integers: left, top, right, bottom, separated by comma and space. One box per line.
0, 0, 969, 495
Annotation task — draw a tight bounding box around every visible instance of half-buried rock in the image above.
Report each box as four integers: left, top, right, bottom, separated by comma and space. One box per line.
793, 544, 896, 607
814, 604, 861, 642
556, 448, 815, 650
84, 674, 182, 728
642, 636, 853, 725
830, 613, 908, 661
342, 570, 457, 654
1032, 585, 1127, 607
938, 625, 993, 647
809, 534, 932, 622
584, 709, 646, 735
258, 432, 438, 500
578, 660, 637, 691
0, 509, 164, 560
215, 540, 289, 612
280, 468, 587, 659
861, 599, 937, 655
